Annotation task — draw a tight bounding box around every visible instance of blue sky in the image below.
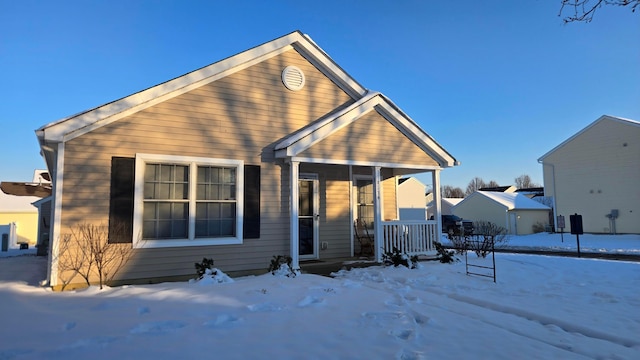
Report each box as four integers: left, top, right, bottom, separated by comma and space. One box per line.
1, 0, 638, 190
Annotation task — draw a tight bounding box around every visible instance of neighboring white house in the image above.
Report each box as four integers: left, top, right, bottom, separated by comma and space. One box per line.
397, 177, 427, 220
0, 190, 39, 250
0, 169, 51, 251
452, 191, 550, 235
427, 198, 462, 219
538, 115, 639, 234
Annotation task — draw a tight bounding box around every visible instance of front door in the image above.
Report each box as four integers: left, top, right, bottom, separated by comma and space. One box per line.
299, 174, 319, 259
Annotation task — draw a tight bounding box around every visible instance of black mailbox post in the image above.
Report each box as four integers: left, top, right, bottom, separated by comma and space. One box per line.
569, 213, 583, 257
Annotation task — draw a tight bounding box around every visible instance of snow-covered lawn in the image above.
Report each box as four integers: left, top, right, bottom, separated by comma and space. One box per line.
0, 234, 638, 359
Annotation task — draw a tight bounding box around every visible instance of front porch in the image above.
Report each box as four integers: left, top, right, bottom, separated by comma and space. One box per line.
380, 220, 439, 256
353, 219, 439, 260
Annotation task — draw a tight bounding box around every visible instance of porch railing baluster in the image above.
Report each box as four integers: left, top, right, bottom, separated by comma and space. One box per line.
380, 220, 437, 257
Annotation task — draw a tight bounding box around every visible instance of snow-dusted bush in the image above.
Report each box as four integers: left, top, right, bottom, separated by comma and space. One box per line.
193, 267, 234, 285
192, 258, 234, 284
195, 258, 215, 279
268, 255, 299, 278
382, 247, 418, 269
433, 241, 458, 263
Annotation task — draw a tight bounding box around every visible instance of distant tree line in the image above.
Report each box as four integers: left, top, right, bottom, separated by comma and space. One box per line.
440, 174, 540, 198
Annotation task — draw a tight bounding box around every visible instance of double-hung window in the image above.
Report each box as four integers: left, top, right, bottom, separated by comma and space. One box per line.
355, 177, 374, 230
133, 154, 243, 248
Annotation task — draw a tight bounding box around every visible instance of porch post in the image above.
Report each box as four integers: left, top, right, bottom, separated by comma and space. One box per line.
372, 166, 383, 263
289, 160, 300, 270
432, 169, 443, 235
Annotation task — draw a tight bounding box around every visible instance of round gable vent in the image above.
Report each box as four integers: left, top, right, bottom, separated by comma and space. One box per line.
282, 66, 305, 91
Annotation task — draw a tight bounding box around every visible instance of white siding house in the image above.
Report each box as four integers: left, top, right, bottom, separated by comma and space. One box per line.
397, 177, 427, 220
538, 115, 640, 234
452, 191, 550, 235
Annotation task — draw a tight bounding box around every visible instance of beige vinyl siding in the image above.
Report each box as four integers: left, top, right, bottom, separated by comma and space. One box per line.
509, 210, 550, 235
542, 119, 640, 233
298, 110, 439, 166
382, 173, 398, 221
57, 49, 354, 287
453, 195, 507, 229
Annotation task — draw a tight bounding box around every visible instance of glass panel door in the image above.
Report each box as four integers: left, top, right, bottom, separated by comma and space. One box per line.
299, 176, 318, 258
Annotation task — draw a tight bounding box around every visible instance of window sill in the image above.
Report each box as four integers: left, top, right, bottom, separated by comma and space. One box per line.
134, 237, 242, 249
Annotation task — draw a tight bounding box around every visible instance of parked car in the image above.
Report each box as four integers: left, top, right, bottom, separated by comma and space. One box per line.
441, 215, 473, 235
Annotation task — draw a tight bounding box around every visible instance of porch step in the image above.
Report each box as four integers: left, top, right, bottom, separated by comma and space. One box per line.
299, 258, 379, 277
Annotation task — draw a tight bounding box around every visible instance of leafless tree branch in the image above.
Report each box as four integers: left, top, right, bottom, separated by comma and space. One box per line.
559, 0, 638, 23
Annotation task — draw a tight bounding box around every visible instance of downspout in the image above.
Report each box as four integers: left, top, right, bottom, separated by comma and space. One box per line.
48, 142, 65, 288
538, 160, 558, 231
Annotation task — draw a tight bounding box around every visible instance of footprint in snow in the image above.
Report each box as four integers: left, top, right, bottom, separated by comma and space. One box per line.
60, 336, 119, 350
389, 328, 415, 341
138, 306, 150, 315
410, 311, 433, 327
203, 314, 242, 328
361, 311, 408, 328
397, 349, 426, 360
129, 320, 186, 335
62, 322, 76, 331
297, 295, 325, 308
592, 291, 619, 303
247, 302, 285, 312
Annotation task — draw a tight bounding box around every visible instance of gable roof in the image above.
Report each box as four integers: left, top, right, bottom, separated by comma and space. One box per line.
478, 185, 516, 193
538, 115, 639, 162
457, 191, 550, 211
36, 30, 458, 169
274, 92, 457, 167
36, 30, 368, 144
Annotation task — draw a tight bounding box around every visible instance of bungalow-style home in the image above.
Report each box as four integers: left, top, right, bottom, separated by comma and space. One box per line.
538, 115, 639, 234
36, 31, 458, 290
452, 191, 550, 235
397, 177, 428, 220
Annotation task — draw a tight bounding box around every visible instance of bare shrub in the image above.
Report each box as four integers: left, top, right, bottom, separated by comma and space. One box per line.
55, 223, 133, 290
467, 221, 509, 258
532, 222, 546, 233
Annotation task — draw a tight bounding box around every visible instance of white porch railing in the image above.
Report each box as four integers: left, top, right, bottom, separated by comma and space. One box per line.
381, 220, 438, 256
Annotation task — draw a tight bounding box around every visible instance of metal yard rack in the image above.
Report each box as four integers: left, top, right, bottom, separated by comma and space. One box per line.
464, 235, 496, 283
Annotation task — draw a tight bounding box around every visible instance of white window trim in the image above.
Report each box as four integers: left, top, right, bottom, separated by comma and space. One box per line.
353, 174, 374, 224
132, 153, 244, 249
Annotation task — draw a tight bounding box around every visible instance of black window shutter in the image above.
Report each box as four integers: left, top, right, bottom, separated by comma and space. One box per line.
243, 165, 260, 239
109, 157, 135, 243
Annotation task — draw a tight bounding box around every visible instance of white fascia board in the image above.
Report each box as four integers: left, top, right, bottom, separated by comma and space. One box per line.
283, 95, 380, 157
276, 93, 457, 168
290, 156, 442, 171
275, 91, 379, 152
41, 45, 295, 143
373, 101, 457, 167
38, 30, 367, 143
538, 115, 639, 162
292, 41, 367, 99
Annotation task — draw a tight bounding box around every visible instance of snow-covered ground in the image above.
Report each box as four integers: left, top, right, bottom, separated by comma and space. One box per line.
0, 233, 638, 359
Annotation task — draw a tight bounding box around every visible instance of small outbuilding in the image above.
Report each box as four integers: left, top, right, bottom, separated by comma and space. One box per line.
452, 191, 550, 235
